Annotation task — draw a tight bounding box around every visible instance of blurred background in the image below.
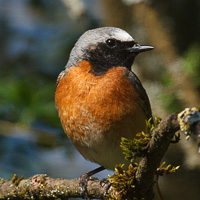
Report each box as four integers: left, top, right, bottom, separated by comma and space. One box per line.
0, 0, 200, 199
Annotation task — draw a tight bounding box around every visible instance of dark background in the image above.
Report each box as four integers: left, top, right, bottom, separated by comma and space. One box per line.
0, 0, 200, 199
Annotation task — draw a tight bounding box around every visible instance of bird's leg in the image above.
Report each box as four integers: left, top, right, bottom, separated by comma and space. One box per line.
79, 166, 105, 199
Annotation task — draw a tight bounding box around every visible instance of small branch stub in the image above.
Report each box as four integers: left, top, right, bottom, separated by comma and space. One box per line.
178, 107, 200, 139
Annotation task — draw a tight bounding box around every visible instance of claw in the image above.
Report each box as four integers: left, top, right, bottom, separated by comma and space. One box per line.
79, 173, 90, 198
100, 178, 111, 196
79, 166, 106, 199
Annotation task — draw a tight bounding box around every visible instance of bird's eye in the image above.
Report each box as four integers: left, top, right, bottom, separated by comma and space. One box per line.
106, 39, 117, 48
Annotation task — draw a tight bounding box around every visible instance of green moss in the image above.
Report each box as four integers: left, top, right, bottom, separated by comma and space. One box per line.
156, 162, 180, 176
120, 132, 150, 161
11, 174, 24, 186
106, 164, 140, 200
120, 117, 160, 161
107, 116, 180, 199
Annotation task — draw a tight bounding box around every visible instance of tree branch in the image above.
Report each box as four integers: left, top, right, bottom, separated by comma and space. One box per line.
0, 108, 199, 199
0, 174, 109, 199
135, 113, 180, 198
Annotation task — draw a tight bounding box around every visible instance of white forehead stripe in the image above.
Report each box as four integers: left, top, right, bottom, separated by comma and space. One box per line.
111, 29, 134, 42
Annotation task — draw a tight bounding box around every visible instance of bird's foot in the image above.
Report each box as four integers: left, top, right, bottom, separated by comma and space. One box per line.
79, 173, 90, 199
79, 174, 98, 199
79, 166, 106, 199
100, 178, 112, 196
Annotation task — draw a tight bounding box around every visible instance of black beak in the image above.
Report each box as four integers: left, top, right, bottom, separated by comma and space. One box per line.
127, 43, 154, 53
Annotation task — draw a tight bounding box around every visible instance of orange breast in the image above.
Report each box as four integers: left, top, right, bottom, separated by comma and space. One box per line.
55, 61, 147, 162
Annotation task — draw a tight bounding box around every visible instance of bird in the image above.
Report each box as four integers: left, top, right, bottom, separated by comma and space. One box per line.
55, 27, 155, 196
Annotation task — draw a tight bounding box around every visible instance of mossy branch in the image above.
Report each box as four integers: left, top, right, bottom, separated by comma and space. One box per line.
0, 174, 109, 200
108, 108, 200, 200
134, 112, 180, 196
0, 108, 199, 200
134, 107, 200, 199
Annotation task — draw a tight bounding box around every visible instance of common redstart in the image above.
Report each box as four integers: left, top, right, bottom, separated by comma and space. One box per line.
55, 26, 154, 186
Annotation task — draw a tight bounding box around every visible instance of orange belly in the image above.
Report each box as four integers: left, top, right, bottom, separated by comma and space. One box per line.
55, 61, 147, 169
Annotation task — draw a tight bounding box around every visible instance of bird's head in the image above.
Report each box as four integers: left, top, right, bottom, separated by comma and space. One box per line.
66, 27, 154, 75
